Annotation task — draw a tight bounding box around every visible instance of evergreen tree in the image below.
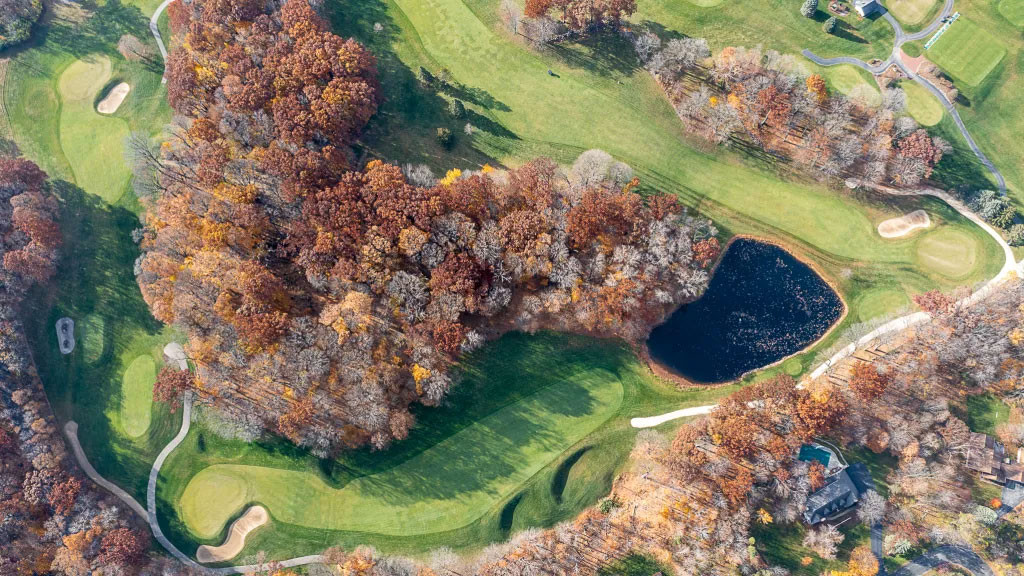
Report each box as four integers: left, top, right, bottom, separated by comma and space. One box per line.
801, 0, 818, 18
824, 16, 837, 34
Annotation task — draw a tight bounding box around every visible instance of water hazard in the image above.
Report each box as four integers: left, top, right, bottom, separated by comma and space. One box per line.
647, 238, 843, 383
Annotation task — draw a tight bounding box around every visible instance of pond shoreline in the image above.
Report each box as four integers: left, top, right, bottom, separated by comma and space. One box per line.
642, 234, 849, 388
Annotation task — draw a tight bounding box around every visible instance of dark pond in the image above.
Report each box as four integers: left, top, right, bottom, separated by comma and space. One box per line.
647, 238, 843, 383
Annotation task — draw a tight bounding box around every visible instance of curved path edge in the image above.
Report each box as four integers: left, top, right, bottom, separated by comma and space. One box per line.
150, 0, 174, 84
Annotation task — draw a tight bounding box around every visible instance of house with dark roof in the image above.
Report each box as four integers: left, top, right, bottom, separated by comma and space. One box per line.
854, 0, 882, 16
966, 432, 1024, 488
800, 443, 875, 525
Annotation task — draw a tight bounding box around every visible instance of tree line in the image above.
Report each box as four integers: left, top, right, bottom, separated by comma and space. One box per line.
138, 0, 719, 454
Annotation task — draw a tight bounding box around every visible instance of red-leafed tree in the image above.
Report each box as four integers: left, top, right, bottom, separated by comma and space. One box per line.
152, 366, 194, 412
97, 528, 148, 566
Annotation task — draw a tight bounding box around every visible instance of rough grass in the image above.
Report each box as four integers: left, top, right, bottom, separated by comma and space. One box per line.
927, 19, 1007, 87
900, 80, 944, 126
159, 332, 741, 561
121, 354, 158, 438
999, 0, 1024, 27
888, 0, 938, 25
967, 393, 1011, 435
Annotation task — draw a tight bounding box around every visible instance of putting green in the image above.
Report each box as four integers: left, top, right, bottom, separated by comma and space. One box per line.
902, 81, 943, 126
57, 57, 132, 204
888, 0, 937, 25
927, 20, 1007, 86
80, 314, 106, 363
999, 0, 1024, 27
121, 355, 157, 438
827, 65, 881, 107
915, 227, 979, 280
853, 287, 911, 321
179, 372, 624, 538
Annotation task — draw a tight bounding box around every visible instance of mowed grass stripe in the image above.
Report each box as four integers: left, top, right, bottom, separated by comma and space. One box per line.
179, 366, 624, 537
57, 57, 132, 203
927, 19, 1007, 86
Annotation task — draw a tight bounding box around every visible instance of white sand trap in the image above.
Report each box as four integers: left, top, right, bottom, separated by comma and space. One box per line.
56, 317, 76, 355
878, 210, 931, 238
196, 505, 268, 563
163, 342, 188, 370
96, 82, 130, 114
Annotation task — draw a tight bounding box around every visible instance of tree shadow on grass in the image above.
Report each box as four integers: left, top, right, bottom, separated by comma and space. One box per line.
547, 31, 641, 78
323, 0, 501, 170
22, 180, 172, 498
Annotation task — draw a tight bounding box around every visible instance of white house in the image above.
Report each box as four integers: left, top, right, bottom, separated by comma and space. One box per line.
854, 0, 882, 16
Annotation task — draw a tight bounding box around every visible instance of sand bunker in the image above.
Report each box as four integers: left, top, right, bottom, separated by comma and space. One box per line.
96, 82, 130, 114
878, 210, 931, 238
163, 342, 188, 370
196, 505, 268, 563
56, 318, 75, 355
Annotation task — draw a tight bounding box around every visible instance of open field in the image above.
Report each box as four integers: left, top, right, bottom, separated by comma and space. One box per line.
999, 0, 1024, 26
927, 19, 1007, 87
888, 0, 938, 25
159, 332, 739, 560
631, 0, 895, 61
900, 80, 944, 126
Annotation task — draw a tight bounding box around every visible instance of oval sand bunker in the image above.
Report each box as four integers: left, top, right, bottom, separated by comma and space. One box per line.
96, 82, 130, 114
878, 209, 931, 238
196, 505, 268, 563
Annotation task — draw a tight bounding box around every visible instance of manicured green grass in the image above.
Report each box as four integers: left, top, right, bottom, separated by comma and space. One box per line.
57, 56, 133, 203
159, 332, 741, 561
999, 0, 1024, 27
966, 393, 1010, 435
914, 226, 980, 281
631, 0, 895, 61
7, 0, 177, 501
927, 19, 1007, 87
889, 0, 938, 25
900, 80, 944, 126
121, 354, 158, 438
826, 65, 881, 107
852, 287, 911, 322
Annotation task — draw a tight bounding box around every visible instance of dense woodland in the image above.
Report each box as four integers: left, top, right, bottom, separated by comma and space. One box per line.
138, 0, 717, 453
0, 0, 42, 50
630, 35, 949, 188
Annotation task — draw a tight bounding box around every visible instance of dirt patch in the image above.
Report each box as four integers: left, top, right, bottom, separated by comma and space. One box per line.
878, 209, 931, 238
195, 505, 268, 563
96, 82, 130, 114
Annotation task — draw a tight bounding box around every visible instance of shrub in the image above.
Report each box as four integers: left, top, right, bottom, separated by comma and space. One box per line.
436, 127, 454, 149
801, 0, 818, 18
824, 16, 837, 34
1009, 224, 1024, 247
448, 98, 466, 118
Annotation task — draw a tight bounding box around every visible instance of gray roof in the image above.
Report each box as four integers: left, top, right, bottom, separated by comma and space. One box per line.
847, 462, 875, 495
803, 469, 860, 524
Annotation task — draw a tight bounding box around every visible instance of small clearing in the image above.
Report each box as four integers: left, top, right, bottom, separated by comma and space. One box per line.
96, 82, 130, 114
196, 505, 268, 563
878, 209, 931, 238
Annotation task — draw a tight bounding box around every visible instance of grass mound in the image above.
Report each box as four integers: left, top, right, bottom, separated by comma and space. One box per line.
121, 354, 157, 438
999, 0, 1024, 27
57, 57, 132, 204
927, 19, 1007, 86
901, 80, 943, 126
914, 226, 979, 281
888, 0, 937, 25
